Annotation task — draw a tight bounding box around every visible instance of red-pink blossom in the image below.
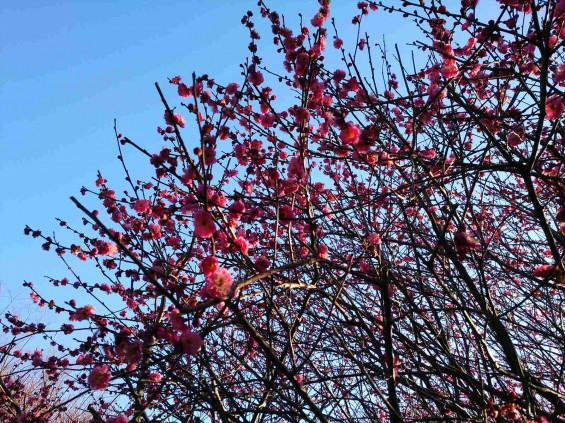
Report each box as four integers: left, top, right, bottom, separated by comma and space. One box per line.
226, 82, 240, 94
201, 256, 219, 275
180, 330, 203, 356
88, 364, 111, 391
204, 267, 233, 298
133, 199, 151, 214
148, 372, 162, 383
248, 70, 264, 86
420, 149, 437, 159
228, 200, 246, 221
333, 69, 346, 84
295, 52, 310, 76
553, 64, 565, 85
178, 83, 191, 97
164, 111, 186, 128
106, 416, 128, 423
204, 267, 233, 299
95, 240, 119, 257
73, 305, 96, 321
367, 233, 382, 245
454, 224, 480, 259
534, 264, 558, 279
234, 236, 250, 255
340, 122, 361, 145
545, 95, 564, 120
193, 210, 216, 238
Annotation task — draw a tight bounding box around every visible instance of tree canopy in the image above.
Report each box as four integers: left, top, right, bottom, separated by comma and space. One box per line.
2, 0, 564, 422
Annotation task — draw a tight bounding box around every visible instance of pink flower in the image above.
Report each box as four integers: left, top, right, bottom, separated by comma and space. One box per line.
204, 267, 233, 298
279, 204, 295, 222
552, 64, 565, 85
180, 330, 202, 356
201, 256, 219, 275
420, 149, 437, 159
333, 69, 346, 84
545, 95, 564, 120
178, 83, 191, 97
74, 305, 96, 321
367, 233, 382, 245
228, 200, 246, 221
95, 240, 119, 257
88, 364, 111, 391
106, 415, 128, 423
340, 121, 361, 145
148, 372, 162, 383
226, 82, 240, 95
234, 236, 250, 255
164, 111, 186, 128
76, 353, 93, 365
133, 199, 151, 214
333, 38, 343, 49
295, 52, 310, 76
454, 224, 480, 259
193, 210, 216, 238
534, 264, 558, 279
248, 70, 264, 86
441, 60, 459, 79
148, 223, 162, 239
311, 7, 329, 27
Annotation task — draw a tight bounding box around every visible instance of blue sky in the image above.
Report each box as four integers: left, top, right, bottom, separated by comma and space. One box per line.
0, 1, 417, 314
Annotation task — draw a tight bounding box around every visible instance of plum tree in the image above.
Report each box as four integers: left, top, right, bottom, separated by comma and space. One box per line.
2, 0, 564, 421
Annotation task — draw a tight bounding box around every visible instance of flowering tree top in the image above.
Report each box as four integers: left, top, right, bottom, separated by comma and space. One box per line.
2, 0, 564, 422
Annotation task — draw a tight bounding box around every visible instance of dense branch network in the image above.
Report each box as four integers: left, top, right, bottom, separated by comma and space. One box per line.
1, 0, 564, 422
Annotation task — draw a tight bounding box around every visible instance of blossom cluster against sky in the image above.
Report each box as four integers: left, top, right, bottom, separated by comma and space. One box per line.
0, 0, 415, 313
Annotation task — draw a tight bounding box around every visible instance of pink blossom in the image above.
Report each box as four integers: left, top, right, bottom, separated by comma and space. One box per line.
248, 70, 264, 86
201, 256, 219, 275
178, 83, 191, 97
76, 353, 93, 365
534, 264, 558, 279
441, 60, 459, 78
180, 330, 203, 356
88, 364, 111, 391
226, 82, 240, 95
367, 233, 382, 245
133, 199, 151, 214
74, 305, 96, 321
279, 204, 295, 221
148, 372, 162, 383
234, 236, 250, 255
95, 240, 119, 257
340, 122, 361, 145
204, 267, 233, 298
333, 69, 346, 84
193, 209, 216, 238
228, 200, 246, 221
295, 52, 310, 76
545, 95, 564, 120
552, 64, 565, 85
420, 149, 437, 159
311, 7, 329, 27
333, 38, 343, 49
164, 111, 186, 128
454, 224, 480, 259
287, 156, 306, 181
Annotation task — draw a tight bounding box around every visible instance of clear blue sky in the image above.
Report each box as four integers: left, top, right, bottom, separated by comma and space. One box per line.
0, 1, 418, 314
